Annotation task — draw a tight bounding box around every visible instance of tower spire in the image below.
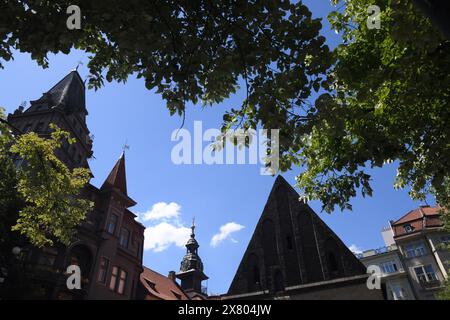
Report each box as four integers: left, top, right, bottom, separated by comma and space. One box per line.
176, 219, 208, 296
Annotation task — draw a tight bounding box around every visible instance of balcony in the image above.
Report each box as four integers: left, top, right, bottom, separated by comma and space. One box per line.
420, 279, 442, 290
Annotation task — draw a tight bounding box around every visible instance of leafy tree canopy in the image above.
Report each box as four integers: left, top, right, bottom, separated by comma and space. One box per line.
0, 108, 92, 248
0, 0, 448, 214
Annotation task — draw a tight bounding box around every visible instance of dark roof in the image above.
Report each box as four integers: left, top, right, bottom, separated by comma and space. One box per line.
101, 152, 128, 195
227, 174, 367, 296
140, 267, 190, 300
29, 70, 86, 114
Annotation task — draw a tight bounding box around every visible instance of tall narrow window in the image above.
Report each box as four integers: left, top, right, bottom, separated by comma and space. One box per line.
97, 257, 109, 284
119, 228, 130, 248
107, 214, 118, 234
109, 266, 118, 290
117, 269, 127, 294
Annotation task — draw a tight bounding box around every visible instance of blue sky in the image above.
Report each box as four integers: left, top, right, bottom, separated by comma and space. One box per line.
0, 1, 435, 295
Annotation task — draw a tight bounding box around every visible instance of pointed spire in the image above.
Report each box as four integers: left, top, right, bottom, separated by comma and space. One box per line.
101, 152, 128, 195
30, 70, 86, 114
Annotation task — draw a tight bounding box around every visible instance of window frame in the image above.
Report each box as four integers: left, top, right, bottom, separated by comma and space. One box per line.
119, 227, 130, 249
414, 265, 437, 283
404, 243, 426, 258
107, 213, 119, 235
109, 266, 128, 295
97, 256, 110, 284
109, 266, 119, 291
381, 260, 398, 274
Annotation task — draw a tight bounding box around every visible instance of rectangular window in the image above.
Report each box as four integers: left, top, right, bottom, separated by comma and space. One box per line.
109, 266, 118, 290
117, 270, 127, 294
415, 244, 426, 256
404, 243, 426, 258
97, 257, 109, 284
390, 284, 405, 300
119, 228, 130, 248
109, 266, 127, 295
107, 214, 118, 234
424, 265, 437, 281
381, 261, 398, 274
414, 265, 437, 282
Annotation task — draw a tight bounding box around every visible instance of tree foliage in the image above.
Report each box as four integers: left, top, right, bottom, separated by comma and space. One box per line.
297, 0, 449, 213
0, 108, 92, 248
1, 0, 447, 214
0, 0, 332, 115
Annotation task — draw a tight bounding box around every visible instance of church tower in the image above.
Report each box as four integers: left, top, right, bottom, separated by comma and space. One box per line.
176, 220, 208, 298
7, 70, 93, 169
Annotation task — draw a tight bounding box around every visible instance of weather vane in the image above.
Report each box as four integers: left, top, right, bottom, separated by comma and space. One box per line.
122, 139, 130, 153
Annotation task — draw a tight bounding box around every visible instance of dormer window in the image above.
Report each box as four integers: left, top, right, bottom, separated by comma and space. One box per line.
403, 224, 414, 233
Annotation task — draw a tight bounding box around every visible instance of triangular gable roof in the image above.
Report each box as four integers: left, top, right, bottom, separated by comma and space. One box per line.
227, 175, 366, 295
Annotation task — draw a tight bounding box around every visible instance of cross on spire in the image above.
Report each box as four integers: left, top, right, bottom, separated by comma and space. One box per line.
191, 217, 196, 235
122, 140, 130, 153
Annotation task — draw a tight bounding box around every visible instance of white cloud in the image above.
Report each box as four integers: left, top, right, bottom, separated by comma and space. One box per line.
210, 222, 245, 247
144, 222, 191, 252
349, 244, 363, 254
140, 202, 181, 221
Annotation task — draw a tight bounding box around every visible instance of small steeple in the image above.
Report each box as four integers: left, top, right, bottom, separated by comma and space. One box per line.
101, 152, 128, 195
176, 219, 208, 296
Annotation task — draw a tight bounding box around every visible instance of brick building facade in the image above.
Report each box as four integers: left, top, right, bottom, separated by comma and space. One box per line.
5, 70, 145, 299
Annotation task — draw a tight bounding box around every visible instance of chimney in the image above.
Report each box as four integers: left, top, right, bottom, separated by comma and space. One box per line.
168, 271, 176, 281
